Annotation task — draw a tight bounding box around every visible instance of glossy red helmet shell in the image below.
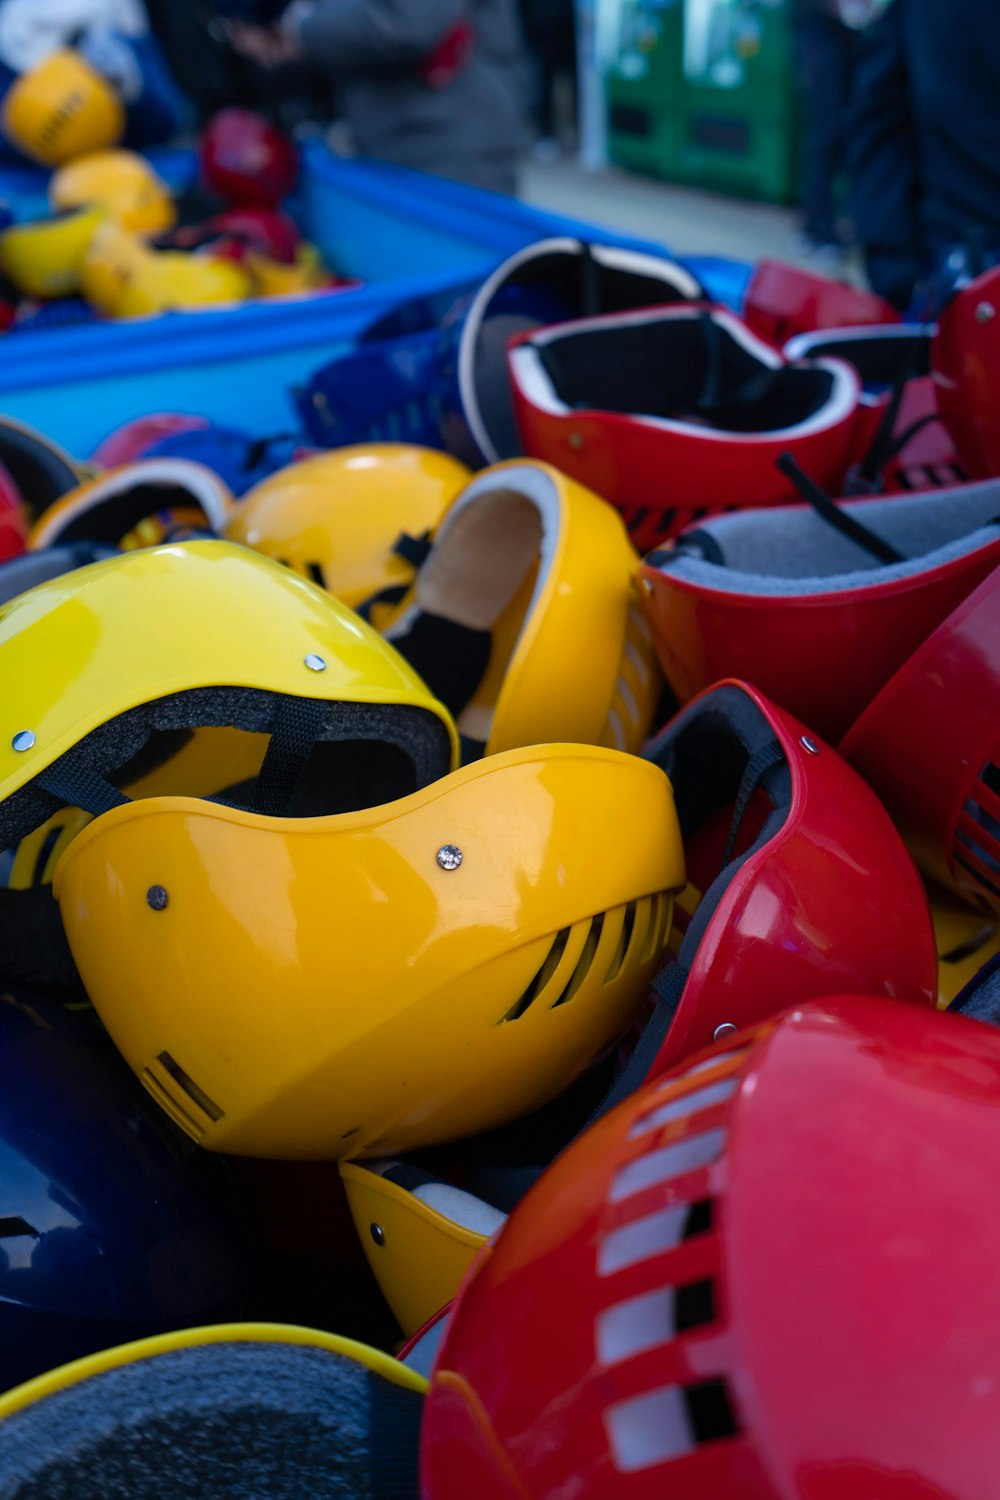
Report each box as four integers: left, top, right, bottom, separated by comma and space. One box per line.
199, 108, 299, 208
207, 207, 302, 265
639, 478, 1000, 740
0, 456, 27, 562
637, 680, 936, 1077
422, 996, 1000, 1500
508, 304, 863, 552
842, 564, 1000, 915
932, 264, 1000, 480
91, 413, 210, 470
744, 258, 901, 347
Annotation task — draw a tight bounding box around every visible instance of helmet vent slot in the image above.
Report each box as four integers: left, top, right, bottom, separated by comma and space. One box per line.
606, 1375, 740, 1473
954, 758, 1000, 900
610, 1128, 726, 1203
551, 912, 605, 1009
629, 1077, 737, 1138
685, 1377, 740, 1444
141, 1066, 206, 1141
604, 901, 638, 983
141, 1051, 225, 1141
502, 927, 571, 1021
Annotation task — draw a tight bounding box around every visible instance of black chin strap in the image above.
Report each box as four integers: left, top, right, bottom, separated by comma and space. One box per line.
842, 329, 934, 496
36, 764, 129, 818
776, 451, 905, 564
694, 311, 784, 418
578, 239, 602, 316
251, 697, 330, 817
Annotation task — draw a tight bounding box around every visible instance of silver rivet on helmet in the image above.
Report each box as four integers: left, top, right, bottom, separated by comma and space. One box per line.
976, 301, 997, 324
714, 1022, 739, 1041
10, 730, 34, 752
146, 886, 169, 911
304, 654, 327, 672
370, 1223, 386, 1247
437, 845, 463, 871
800, 736, 820, 755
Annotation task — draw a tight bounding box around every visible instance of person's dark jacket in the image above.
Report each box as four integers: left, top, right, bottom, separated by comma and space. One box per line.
850, 0, 1000, 306
293, 0, 527, 194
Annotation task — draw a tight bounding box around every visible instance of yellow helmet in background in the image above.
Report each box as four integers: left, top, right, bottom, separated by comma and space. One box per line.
51, 149, 176, 236
81, 221, 250, 317
2, 50, 124, 167
378, 460, 663, 759
246, 242, 325, 297
0, 205, 104, 298
226, 444, 470, 615
53, 740, 681, 1159
29, 458, 236, 550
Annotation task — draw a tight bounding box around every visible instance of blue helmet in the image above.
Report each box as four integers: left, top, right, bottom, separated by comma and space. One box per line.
144, 426, 308, 498
0, 987, 254, 1391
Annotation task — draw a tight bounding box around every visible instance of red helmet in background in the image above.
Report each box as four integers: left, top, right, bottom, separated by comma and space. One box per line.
207, 207, 302, 264
91, 413, 210, 470
743, 257, 901, 347
199, 108, 299, 208
932, 263, 1000, 480
423, 996, 1000, 1499
0, 456, 27, 562
639, 477, 1000, 740
842, 564, 1000, 917
508, 304, 862, 552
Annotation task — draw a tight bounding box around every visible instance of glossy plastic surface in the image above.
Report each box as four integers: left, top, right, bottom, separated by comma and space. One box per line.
0, 988, 251, 1392
54, 745, 683, 1158
199, 108, 299, 208
842, 566, 1000, 913
228, 445, 470, 612
2, 50, 123, 167
0, 206, 103, 298
423, 997, 1000, 1499
743, 258, 901, 346
50, 149, 175, 235
933, 264, 1000, 478
0, 538, 457, 805
91, 414, 209, 470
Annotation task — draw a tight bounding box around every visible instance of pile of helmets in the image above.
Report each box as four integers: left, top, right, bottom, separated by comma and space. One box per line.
0, 57, 349, 326
0, 243, 999, 1500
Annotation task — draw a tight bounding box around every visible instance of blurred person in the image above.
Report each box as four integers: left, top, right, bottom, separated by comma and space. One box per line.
790, 0, 867, 267
226, 0, 528, 194
850, 0, 1000, 310
519, 0, 576, 163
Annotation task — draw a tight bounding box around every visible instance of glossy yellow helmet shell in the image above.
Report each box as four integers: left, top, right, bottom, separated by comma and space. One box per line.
379, 460, 662, 758
226, 445, 471, 614
341, 1160, 498, 1337
0, 205, 104, 298
29, 458, 236, 550
53, 743, 682, 1158
50, 149, 176, 236
2, 50, 123, 167
246, 242, 325, 297
81, 221, 250, 317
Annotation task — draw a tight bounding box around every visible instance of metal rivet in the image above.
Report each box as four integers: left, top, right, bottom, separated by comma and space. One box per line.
304, 654, 327, 672
370, 1223, 385, 1247
11, 730, 34, 753
146, 885, 169, 911
713, 1022, 738, 1041
437, 845, 463, 871
800, 736, 820, 755
568, 432, 584, 451
976, 301, 996, 324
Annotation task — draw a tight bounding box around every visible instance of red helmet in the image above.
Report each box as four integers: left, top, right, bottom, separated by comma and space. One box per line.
640, 477, 1000, 740
91, 413, 210, 470
508, 304, 862, 551
932, 263, 1000, 479
743, 257, 901, 347
422, 996, 1000, 1500
842, 564, 1000, 916
207, 207, 302, 264
199, 108, 299, 208
0, 456, 27, 563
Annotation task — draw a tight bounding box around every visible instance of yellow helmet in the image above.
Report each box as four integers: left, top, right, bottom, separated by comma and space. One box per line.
340, 1159, 502, 1336
378, 460, 662, 758
0, 205, 104, 298
53, 744, 681, 1158
28, 458, 236, 550
0, 1323, 426, 1494
930, 880, 1000, 1007
81, 221, 250, 317
226, 445, 470, 615
50, 149, 176, 236
246, 242, 325, 297
1, 50, 124, 168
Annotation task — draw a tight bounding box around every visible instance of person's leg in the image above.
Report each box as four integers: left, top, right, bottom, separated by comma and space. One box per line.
794, 12, 850, 246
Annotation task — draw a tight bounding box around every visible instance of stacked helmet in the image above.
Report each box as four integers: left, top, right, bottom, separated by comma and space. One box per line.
28, 458, 234, 549
226, 445, 471, 614
206, 207, 302, 265
0, 206, 104, 298
842, 565, 1000, 916
0, 540, 682, 1159
199, 108, 300, 208
378, 460, 662, 758
341, 678, 937, 1335
50, 149, 176, 235
742, 257, 901, 347
507, 303, 862, 551
0, 987, 251, 1393
932, 262, 1000, 479
81, 220, 251, 317
422, 996, 1000, 1499
91, 413, 210, 470
1, 49, 124, 167
640, 477, 1000, 740
246, 243, 326, 298
0, 457, 27, 562
141, 427, 314, 500
0, 415, 85, 523
0, 1324, 426, 1495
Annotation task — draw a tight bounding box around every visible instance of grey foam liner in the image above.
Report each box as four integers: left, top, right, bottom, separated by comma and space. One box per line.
658, 478, 1000, 595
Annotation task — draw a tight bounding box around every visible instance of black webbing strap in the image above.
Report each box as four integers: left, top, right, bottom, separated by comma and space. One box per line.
35, 763, 129, 818
843, 332, 929, 494
252, 697, 329, 817
392, 529, 434, 568
721, 739, 784, 869
695, 311, 784, 418
584, 958, 690, 1129
355, 582, 410, 622
368, 1373, 423, 1500
776, 451, 905, 564
578, 240, 602, 317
